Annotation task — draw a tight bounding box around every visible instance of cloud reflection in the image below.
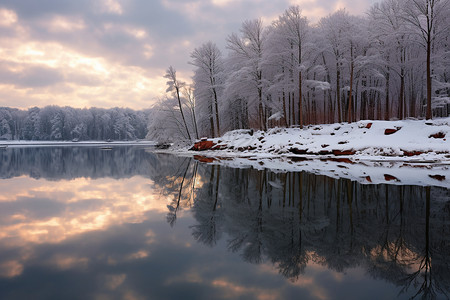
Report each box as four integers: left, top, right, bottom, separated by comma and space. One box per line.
0, 176, 169, 246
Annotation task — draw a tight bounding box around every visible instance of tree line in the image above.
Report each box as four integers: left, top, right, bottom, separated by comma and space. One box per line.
0, 106, 150, 141
149, 0, 450, 141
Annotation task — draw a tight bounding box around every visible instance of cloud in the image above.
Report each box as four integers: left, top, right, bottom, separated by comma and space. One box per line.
0, 63, 64, 88
0, 0, 375, 109
0, 8, 17, 27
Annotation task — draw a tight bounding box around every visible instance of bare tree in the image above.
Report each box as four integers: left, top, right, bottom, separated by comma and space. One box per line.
164, 66, 192, 140
183, 85, 199, 140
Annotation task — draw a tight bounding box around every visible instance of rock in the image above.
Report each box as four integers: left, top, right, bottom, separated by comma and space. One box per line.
289, 148, 308, 155
429, 132, 446, 139
318, 150, 332, 155
384, 174, 400, 182
429, 174, 446, 181
402, 150, 424, 156
365, 123, 373, 129
384, 128, 399, 135
332, 149, 356, 156
190, 140, 216, 151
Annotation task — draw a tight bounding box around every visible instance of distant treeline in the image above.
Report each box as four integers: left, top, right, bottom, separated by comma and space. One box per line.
0, 106, 150, 141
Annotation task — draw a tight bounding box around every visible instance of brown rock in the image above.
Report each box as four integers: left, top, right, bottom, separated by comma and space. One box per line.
384, 174, 400, 182
190, 140, 216, 151
402, 150, 424, 156
365, 123, 373, 129
319, 150, 332, 155
429, 132, 446, 139
332, 149, 356, 156
384, 128, 398, 135
429, 174, 446, 181
289, 148, 308, 155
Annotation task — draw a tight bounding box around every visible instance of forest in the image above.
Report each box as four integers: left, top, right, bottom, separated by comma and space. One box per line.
0, 106, 150, 141
1, 0, 448, 143
148, 0, 450, 141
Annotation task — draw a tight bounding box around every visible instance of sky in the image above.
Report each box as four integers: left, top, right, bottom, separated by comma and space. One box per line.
0, 0, 377, 110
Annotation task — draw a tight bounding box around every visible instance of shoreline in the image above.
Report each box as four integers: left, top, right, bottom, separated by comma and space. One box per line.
168, 118, 450, 188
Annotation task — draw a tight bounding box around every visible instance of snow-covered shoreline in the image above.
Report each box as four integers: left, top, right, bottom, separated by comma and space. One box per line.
174, 118, 450, 188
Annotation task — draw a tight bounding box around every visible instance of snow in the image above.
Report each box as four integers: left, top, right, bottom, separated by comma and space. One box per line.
173, 117, 450, 188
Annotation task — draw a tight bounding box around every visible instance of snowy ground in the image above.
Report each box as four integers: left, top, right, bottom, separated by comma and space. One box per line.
175, 117, 450, 188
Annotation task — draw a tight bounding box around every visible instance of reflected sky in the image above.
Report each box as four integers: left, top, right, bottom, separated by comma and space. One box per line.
0, 175, 169, 246
0, 147, 448, 300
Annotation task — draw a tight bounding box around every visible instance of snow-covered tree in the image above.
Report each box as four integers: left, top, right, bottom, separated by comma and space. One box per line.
226, 19, 268, 130
190, 42, 224, 137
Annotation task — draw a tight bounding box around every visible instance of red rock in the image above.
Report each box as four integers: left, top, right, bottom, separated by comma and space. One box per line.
384, 174, 400, 182
429, 132, 446, 139
365, 123, 372, 129
193, 155, 215, 163
190, 140, 216, 151
402, 150, 424, 156
333, 149, 356, 156
365, 176, 372, 182
384, 128, 398, 135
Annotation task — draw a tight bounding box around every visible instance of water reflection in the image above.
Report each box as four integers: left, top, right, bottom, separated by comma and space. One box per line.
0, 147, 449, 299
174, 160, 450, 299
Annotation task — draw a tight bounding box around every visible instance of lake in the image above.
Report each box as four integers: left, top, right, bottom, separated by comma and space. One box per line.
0, 146, 449, 300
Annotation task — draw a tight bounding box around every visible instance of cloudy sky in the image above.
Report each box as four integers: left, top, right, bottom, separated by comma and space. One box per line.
0, 0, 377, 110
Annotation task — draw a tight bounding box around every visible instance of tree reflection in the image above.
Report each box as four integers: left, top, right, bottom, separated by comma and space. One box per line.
169, 163, 450, 299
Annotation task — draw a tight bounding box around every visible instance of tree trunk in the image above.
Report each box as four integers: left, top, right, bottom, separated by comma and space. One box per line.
348, 44, 354, 124
213, 88, 221, 136
299, 71, 303, 128
336, 63, 342, 123
385, 65, 390, 121
176, 87, 192, 140
426, 35, 432, 120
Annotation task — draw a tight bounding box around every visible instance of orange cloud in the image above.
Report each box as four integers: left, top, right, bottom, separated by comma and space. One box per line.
0, 176, 171, 247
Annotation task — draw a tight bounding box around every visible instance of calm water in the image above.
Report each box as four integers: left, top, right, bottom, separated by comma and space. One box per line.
0, 146, 449, 300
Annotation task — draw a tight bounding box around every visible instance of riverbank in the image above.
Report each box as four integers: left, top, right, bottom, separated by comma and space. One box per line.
176, 117, 450, 188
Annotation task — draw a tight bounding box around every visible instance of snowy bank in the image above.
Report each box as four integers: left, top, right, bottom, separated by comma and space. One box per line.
181, 118, 450, 188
